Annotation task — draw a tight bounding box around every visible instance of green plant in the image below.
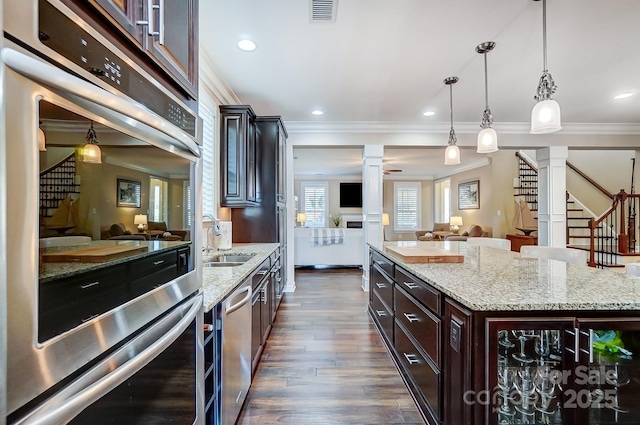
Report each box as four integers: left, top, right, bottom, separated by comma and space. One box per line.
330, 213, 342, 227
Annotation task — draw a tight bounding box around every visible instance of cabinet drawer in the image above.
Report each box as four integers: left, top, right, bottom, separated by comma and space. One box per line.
395, 286, 441, 367
370, 290, 393, 344
371, 250, 394, 278
395, 267, 441, 315
371, 265, 394, 311
39, 264, 128, 341
129, 265, 179, 298
395, 321, 441, 421
129, 250, 177, 277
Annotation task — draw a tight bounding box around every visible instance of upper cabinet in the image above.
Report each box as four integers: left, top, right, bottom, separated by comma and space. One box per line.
83, 0, 198, 99
220, 105, 258, 207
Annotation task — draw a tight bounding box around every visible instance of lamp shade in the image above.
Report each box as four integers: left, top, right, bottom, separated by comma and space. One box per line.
449, 216, 463, 226
83, 143, 102, 164
134, 214, 148, 225
531, 99, 562, 134
444, 145, 461, 165
382, 213, 390, 226
477, 127, 498, 153
296, 213, 307, 222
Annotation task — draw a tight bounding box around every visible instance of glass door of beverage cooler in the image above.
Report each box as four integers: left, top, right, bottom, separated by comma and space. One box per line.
487, 319, 575, 425
576, 319, 640, 425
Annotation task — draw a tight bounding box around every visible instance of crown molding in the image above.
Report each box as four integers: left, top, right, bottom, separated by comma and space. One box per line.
284, 121, 640, 135
199, 49, 241, 106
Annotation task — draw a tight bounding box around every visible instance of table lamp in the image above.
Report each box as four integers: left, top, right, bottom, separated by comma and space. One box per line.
449, 216, 463, 234
382, 213, 390, 226
134, 214, 148, 232
296, 213, 307, 227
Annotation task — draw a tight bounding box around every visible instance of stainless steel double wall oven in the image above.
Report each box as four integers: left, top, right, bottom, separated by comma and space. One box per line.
2, 0, 204, 423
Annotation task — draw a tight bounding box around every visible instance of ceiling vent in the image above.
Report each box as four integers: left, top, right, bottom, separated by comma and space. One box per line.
310, 0, 337, 22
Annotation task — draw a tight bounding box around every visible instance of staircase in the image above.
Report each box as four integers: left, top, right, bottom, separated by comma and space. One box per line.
513, 152, 638, 269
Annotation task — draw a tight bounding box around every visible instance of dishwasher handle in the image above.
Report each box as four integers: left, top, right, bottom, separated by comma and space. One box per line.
225, 286, 252, 316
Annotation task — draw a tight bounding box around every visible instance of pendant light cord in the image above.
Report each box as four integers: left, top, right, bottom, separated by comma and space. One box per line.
449, 83, 454, 131
542, 0, 548, 72
484, 52, 489, 109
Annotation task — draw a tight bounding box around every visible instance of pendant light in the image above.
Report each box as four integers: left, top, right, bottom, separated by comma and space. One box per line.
531, 0, 561, 134
38, 121, 47, 152
444, 76, 460, 165
476, 41, 498, 153
83, 121, 102, 164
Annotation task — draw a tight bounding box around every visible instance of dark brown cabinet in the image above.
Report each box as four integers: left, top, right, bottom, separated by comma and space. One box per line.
250, 257, 274, 375
220, 105, 258, 207
80, 0, 198, 98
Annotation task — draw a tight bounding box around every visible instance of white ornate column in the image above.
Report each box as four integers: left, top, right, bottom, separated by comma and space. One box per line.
361, 145, 384, 291
536, 146, 568, 247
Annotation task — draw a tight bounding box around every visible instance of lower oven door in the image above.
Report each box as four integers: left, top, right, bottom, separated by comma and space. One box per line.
11, 294, 204, 425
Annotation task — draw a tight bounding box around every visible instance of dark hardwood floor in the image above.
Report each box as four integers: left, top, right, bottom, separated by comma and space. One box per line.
236, 268, 424, 425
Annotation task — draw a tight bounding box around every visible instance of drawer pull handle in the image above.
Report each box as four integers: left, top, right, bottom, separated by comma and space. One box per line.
153, 260, 165, 265
375, 282, 386, 289
403, 281, 419, 290
403, 353, 420, 365
403, 313, 420, 323
256, 270, 268, 276
80, 281, 100, 289
376, 310, 387, 317
374, 260, 386, 267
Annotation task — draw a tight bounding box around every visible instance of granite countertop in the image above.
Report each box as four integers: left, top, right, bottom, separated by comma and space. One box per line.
39, 240, 191, 283
201, 243, 280, 311
370, 241, 640, 312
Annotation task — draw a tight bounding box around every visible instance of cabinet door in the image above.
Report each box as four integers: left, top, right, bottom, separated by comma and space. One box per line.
277, 126, 286, 203
145, 0, 198, 98
89, 0, 145, 44
251, 287, 262, 374
246, 118, 257, 203
574, 318, 640, 424
485, 317, 575, 425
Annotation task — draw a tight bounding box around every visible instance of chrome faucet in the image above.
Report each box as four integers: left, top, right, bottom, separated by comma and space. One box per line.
203, 214, 221, 254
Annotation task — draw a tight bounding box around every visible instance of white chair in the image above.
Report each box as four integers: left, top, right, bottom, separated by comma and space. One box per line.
625, 263, 640, 277
467, 237, 511, 251
39, 236, 91, 248
520, 245, 588, 266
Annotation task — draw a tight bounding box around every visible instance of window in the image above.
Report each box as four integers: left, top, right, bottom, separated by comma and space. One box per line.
301, 181, 328, 227
394, 182, 421, 232
199, 98, 215, 218
183, 181, 192, 227
149, 177, 168, 222
435, 179, 451, 223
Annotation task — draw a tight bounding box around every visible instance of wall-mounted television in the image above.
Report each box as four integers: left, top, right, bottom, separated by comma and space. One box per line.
339, 182, 362, 208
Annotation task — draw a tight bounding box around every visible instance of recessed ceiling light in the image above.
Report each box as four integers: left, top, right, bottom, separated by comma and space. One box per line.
423, 111, 435, 117
614, 92, 634, 100
312, 110, 323, 116
237, 39, 256, 51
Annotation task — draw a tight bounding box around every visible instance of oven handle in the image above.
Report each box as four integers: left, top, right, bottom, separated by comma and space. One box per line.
14, 294, 202, 425
0, 47, 199, 156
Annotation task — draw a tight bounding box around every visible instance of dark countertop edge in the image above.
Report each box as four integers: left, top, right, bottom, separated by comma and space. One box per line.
368, 244, 640, 312
39, 241, 191, 284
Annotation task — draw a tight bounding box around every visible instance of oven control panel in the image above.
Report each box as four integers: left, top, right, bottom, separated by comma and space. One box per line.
37, 0, 196, 137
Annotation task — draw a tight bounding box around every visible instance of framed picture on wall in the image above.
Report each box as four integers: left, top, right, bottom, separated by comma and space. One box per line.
458, 180, 479, 209
117, 178, 141, 208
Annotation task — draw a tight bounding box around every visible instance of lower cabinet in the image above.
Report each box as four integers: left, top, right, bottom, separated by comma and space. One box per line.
203, 307, 221, 425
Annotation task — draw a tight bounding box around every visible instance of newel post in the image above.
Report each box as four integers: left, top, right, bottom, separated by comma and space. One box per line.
588, 218, 597, 267
618, 189, 629, 254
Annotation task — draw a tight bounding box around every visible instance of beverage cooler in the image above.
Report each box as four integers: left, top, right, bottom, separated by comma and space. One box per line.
486, 319, 640, 424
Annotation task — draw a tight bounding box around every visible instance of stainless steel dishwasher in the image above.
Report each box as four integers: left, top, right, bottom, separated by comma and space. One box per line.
221, 279, 253, 425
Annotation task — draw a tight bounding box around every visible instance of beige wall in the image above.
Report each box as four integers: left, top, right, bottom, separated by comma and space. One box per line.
449, 164, 494, 237
382, 179, 434, 241
169, 179, 187, 230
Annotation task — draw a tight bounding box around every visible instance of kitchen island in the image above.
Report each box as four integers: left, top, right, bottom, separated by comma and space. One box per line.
369, 241, 640, 425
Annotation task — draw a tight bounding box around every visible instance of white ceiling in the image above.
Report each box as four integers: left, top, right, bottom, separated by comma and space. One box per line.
200, 0, 640, 176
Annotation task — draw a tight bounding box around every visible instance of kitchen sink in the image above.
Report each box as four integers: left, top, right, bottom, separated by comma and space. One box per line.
203, 254, 255, 267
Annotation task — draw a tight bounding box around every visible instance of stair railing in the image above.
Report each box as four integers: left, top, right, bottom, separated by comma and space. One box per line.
588, 189, 640, 267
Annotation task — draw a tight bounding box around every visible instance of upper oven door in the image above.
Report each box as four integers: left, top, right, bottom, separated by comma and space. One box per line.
1, 43, 202, 416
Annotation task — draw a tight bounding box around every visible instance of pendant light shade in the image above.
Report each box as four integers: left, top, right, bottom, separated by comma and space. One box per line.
476, 41, 498, 153
531, 0, 561, 134
443, 76, 460, 165
83, 121, 102, 164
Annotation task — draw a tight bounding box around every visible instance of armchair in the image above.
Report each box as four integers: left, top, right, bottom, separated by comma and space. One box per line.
147, 221, 188, 241
445, 224, 488, 241
101, 223, 146, 240
416, 222, 450, 241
